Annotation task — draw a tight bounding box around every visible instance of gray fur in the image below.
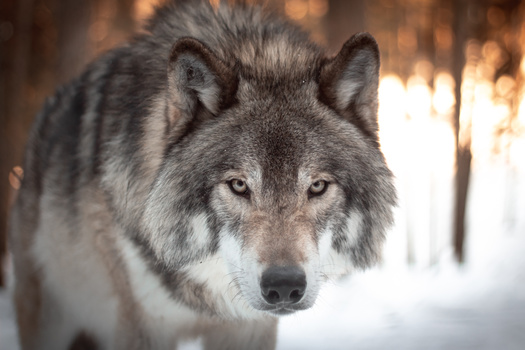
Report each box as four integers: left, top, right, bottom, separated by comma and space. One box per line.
9, 1, 396, 349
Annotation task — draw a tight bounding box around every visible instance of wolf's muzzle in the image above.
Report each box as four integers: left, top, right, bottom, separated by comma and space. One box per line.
260, 266, 306, 305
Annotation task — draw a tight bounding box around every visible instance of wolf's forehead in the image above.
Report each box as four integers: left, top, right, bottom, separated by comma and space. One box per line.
218, 95, 335, 180
237, 121, 323, 184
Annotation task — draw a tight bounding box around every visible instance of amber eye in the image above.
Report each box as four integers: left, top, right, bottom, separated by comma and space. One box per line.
309, 180, 327, 197
228, 179, 250, 197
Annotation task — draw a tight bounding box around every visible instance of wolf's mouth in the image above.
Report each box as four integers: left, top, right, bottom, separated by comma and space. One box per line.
266, 306, 300, 316
255, 301, 310, 316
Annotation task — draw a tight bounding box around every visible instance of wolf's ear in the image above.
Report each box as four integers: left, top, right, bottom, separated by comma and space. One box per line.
319, 33, 380, 139
167, 37, 238, 119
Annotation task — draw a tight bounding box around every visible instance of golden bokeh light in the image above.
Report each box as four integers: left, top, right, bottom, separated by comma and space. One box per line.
495, 75, 516, 99
308, 0, 329, 18
487, 6, 506, 28
285, 0, 309, 21
397, 26, 417, 54
434, 26, 453, 51
9, 166, 24, 191
134, 0, 165, 23
88, 21, 109, 42
414, 60, 434, 83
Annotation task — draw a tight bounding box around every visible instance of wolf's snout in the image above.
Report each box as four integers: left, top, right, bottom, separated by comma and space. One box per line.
260, 266, 306, 305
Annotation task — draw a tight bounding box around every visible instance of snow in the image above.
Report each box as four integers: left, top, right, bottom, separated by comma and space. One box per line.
0, 287, 18, 350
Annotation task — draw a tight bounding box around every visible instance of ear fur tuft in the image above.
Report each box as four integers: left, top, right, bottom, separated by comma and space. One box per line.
168, 37, 238, 117
319, 32, 380, 139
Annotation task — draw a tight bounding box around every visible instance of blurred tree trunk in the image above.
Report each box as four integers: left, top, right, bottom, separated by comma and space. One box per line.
0, 0, 35, 287
0, 0, 138, 286
452, 0, 471, 263
55, 0, 92, 84
0, 0, 93, 288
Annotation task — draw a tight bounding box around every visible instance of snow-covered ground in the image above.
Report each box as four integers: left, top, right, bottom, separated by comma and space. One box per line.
0, 286, 18, 350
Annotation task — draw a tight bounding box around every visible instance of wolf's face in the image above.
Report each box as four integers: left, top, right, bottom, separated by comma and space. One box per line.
142, 34, 396, 316
208, 104, 354, 315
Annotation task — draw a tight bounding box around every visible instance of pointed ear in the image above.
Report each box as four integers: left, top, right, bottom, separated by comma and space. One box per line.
319, 33, 380, 139
167, 37, 238, 120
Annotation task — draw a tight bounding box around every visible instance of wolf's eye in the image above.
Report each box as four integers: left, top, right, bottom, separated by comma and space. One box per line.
309, 180, 327, 197
228, 179, 250, 198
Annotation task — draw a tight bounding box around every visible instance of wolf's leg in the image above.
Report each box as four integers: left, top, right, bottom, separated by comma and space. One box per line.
202, 318, 278, 350
14, 274, 80, 350
13, 263, 43, 350
10, 201, 75, 349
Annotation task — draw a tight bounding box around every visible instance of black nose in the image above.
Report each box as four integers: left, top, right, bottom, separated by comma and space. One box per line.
260, 266, 306, 305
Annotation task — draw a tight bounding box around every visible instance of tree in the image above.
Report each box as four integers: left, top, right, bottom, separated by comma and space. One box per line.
452, 0, 470, 263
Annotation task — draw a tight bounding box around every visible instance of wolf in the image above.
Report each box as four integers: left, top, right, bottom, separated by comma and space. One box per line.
9, 1, 396, 349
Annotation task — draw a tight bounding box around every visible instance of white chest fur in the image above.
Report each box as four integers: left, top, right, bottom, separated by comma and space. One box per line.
119, 237, 202, 345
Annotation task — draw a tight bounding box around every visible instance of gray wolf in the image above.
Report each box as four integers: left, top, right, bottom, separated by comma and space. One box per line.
9, 1, 396, 349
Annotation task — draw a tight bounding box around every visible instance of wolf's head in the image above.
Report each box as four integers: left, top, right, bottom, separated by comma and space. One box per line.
142, 31, 396, 317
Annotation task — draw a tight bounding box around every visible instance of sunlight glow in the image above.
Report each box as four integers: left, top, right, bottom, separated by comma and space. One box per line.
433, 72, 455, 115
308, 0, 329, 18
495, 75, 515, 99
285, 0, 309, 21
378, 74, 406, 122
134, 0, 164, 22
406, 75, 432, 120
378, 74, 406, 165
88, 21, 109, 42
378, 73, 456, 269
519, 96, 525, 125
